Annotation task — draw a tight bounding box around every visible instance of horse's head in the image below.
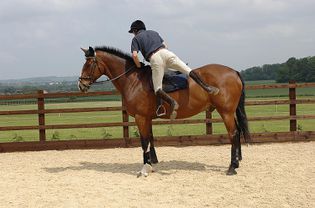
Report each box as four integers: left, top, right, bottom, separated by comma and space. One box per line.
78, 47, 103, 92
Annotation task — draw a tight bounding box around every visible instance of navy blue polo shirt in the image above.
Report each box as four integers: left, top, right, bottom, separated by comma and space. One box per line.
131, 30, 164, 61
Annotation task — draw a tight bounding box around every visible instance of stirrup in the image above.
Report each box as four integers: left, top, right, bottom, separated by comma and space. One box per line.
156, 104, 166, 117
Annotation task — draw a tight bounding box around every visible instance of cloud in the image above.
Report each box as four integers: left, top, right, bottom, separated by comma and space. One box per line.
0, 0, 314, 79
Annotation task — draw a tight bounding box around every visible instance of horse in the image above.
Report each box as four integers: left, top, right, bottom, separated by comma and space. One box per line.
78, 46, 251, 176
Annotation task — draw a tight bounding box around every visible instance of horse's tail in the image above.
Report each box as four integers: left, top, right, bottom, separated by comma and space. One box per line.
235, 71, 251, 143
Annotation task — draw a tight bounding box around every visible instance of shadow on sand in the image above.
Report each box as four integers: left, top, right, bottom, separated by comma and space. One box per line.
43, 160, 227, 176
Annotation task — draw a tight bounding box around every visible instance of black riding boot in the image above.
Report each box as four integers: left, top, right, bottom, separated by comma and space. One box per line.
189, 71, 220, 95
156, 89, 179, 120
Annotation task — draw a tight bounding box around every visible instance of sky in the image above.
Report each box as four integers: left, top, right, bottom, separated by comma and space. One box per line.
0, 0, 315, 80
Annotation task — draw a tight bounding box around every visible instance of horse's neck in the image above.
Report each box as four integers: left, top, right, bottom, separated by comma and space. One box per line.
101, 54, 138, 95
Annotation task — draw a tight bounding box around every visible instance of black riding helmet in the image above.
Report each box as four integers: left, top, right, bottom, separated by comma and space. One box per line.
128, 20, 146, 33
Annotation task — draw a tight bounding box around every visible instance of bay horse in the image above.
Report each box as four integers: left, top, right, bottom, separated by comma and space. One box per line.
78, 46, 251, 176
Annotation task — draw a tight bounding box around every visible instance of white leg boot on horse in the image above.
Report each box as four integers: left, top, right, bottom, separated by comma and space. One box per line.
135, 115, 157, 177
137, 163, 154, 177
137, 148, 155, 177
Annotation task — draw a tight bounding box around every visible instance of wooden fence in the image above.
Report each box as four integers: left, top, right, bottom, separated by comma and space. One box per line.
0, 81, 315, 152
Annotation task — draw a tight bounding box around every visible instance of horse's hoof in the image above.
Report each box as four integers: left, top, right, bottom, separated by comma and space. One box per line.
149, 148, 159, 164
151, 158, 159, 164
234, 162, 239, 169
137, 164, 153, 178
226, 166, 237, 175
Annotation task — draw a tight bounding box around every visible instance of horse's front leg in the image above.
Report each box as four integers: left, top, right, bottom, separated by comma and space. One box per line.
148, 127, 158, 164
135, 115, 157, 177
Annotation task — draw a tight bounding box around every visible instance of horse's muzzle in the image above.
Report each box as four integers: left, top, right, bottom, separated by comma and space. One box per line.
78, 80, 90, 93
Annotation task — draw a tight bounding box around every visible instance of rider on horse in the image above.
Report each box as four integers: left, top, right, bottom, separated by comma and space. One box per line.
129, 20, 219, 119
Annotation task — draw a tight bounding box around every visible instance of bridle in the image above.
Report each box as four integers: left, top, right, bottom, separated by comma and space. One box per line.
78, 56, 102, 86
78, 55, 136, 87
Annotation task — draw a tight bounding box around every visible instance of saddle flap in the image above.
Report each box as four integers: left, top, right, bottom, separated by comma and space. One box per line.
162, 71, 188, 92
144, 66, 188, 93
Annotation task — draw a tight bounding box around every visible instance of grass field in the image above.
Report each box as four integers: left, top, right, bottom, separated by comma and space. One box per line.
1, 80, 314, 142
1, 97, 315, 142
245, 80, 315, 98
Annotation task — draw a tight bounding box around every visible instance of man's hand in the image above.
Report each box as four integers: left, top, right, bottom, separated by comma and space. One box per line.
162, 41, 168, 49
132, 51, 142, 68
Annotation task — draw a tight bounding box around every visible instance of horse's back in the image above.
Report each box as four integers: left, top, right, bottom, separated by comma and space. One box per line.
196, 64, 242, 91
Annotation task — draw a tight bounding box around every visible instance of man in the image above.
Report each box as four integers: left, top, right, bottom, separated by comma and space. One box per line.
129, 20, 219, 119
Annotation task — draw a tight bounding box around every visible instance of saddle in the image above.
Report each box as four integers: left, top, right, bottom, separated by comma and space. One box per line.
146, 67, 188, 93
162, 71, 188, 92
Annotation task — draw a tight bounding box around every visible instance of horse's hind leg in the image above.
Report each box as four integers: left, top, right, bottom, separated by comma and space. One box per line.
228, 133, 240, 175
219, 111, 240, 175
236, 125, 242, 161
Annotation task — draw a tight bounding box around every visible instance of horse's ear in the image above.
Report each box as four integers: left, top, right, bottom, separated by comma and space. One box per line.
81, 47, 88, 54
81, 46, 95, 57
88, 46, 95, 57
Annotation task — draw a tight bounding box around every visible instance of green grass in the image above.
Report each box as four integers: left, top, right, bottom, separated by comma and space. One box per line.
1, 96, 315, 142
245, 80, 276, 85
1, 80, 314, 142
245, 80, 315, 98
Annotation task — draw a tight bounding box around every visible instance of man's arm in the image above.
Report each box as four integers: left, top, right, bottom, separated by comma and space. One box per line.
132, 51, 141, 68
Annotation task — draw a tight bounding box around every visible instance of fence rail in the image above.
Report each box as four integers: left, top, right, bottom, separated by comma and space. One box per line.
0, 81, 315, 152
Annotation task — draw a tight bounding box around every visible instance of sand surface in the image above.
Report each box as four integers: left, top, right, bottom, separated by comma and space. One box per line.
0, 142, 314, 208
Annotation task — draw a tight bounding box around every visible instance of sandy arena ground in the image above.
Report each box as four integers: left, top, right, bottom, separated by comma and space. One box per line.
0, 142, 314, 208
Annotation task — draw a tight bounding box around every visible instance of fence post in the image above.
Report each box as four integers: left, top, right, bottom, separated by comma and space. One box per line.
121, 96, 130, 146
206, 109, 213, 134
289, 80, 297, 131
37, 90, 46, 142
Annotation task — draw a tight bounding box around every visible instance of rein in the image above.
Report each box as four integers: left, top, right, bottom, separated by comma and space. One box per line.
79, 56, 136, 85
94, 65, 135, 85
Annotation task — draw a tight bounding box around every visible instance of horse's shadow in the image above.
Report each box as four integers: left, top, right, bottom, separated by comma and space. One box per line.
43, 160, 227, 176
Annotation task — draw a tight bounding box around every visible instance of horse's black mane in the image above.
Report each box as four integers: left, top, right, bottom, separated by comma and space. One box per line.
95, 46, 134, 63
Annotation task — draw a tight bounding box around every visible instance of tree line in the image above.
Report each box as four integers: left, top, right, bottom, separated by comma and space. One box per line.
1, 55, 314, 95
240, 56, 315, 82
0, 81, 114, 95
